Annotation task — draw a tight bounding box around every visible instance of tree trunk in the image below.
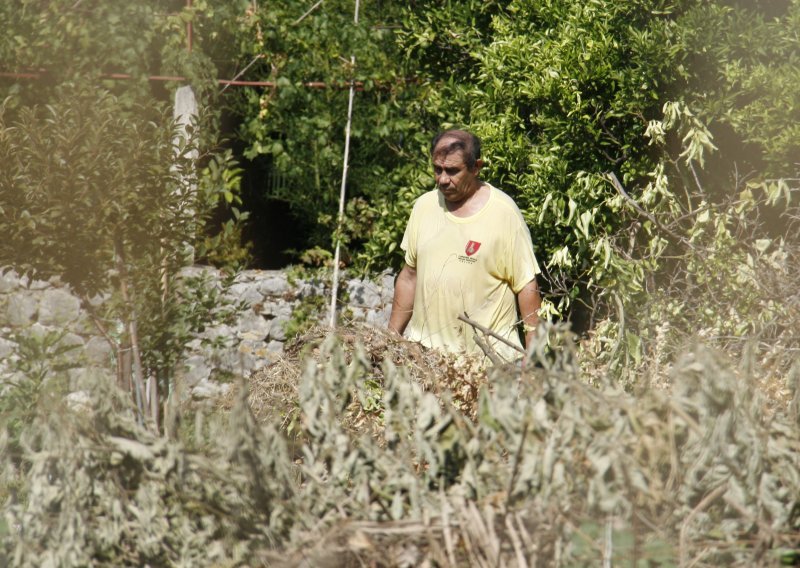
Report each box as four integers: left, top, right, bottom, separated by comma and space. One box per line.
115, 237, 153, 430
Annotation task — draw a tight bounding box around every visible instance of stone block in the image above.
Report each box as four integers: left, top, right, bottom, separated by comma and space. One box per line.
0, 268, 23, 293
201, 324, 235, 344
366, 306, 392, 328
84, 336, 114, 366
213, 344, 250, 374
233, 270, 257, 284
73, 313, 99, 336
191, 381, 231, 400
227, 282, 264, 306
235, 311, 272, 341
262, 301, 294, 319
68, 366, 114, 390
231, 345, 258, 374
58, 332, 85, 352
237, 339, 272, 371
381, 270, 396, 291
178, 355, 211, 387
297, 280, 325, 299
39, 288, 81, 326
65, 390, 93, 413
0, 337, 16, 359
0, 369, 24, 392
6, 293, 38, 326
180, 267, 226, 299
179, 265, 221, 282
86, 292, 110, 308
29, 278, 50, 291
268, 316, 290, 341
349, 307, 368, 322
26, 322, 65, 343
258, 272, 290, 296
347, 279, 382, 309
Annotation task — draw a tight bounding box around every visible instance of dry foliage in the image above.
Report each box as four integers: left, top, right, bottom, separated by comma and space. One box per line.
224, 324, 490, 433
3, 322, 799, 567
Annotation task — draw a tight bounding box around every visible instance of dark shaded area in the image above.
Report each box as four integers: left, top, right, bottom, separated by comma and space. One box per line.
214, 106, 309, 269
236, 152, 309, 269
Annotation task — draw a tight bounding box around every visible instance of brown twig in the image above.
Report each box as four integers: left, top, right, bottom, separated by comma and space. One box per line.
505, 514, 529, 568
504, 421, 529, 515
679, 483, 727, 567
458, 313, 525, 355
606, 171, 685, 244
294, 0, 325, 25
114, 238, 147, 425
219, 54, 265, 94
472, 333, 505, 367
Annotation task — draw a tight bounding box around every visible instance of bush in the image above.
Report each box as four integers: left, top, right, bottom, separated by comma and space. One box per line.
3, 327, 799, 565
0, 85, 244, 426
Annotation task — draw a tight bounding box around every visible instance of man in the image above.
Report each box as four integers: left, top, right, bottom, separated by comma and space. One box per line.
388, 129, 542, 361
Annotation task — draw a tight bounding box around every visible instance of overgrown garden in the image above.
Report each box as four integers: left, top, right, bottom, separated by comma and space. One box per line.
1, 0, 799, 564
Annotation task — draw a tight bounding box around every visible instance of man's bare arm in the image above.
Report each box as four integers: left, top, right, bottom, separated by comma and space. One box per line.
517, 277, 542, 349
388, 265, 416, 335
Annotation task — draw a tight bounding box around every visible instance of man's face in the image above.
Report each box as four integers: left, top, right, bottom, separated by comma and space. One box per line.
432, 149, 481, 206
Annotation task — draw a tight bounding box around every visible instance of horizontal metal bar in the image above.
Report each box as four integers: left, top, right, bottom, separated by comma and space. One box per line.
0, 70, 364, 90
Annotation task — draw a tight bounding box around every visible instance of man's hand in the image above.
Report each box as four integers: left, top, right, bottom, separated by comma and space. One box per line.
388, 265, 416, 336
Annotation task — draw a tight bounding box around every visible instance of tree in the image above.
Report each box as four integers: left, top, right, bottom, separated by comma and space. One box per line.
0, 1, 255, 422
0, 85, 234, 427
384, 0, 797, 325
225, 0, 444, 263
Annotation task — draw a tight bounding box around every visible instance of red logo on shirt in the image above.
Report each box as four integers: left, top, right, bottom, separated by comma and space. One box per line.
465, 240, 482, 256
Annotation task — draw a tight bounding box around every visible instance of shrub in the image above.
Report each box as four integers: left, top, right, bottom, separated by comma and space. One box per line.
0, 84, 243, 426
3, 327, 799, 565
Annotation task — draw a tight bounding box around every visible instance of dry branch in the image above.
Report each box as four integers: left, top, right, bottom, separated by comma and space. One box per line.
458, 312, 525, 355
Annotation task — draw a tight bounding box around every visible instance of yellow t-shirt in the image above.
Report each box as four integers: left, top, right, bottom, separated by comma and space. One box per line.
401, 184, 540, 361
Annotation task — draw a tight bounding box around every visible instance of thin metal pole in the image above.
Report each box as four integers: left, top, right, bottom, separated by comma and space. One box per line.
186, 0, 193, 53
328, 0, 360, 329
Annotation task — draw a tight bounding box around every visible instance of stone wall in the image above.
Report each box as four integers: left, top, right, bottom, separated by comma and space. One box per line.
0, 266, 395, 399
0, 269, 115, 395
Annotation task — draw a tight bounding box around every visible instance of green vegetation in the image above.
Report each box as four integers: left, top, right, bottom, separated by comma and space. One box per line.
221, 0, 800, 327
0, 1, 250, 424
0, 86, 245, 425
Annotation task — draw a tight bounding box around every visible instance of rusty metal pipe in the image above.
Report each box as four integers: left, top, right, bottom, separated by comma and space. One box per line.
0, 71, 367, 90
186, 0, 193, 53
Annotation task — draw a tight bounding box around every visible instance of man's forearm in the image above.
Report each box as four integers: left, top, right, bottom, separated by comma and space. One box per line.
388, 265, 416, 335
517, 277, 542, 348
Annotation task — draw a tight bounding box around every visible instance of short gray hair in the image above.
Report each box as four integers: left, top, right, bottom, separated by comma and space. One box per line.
430, 129, 481, 169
